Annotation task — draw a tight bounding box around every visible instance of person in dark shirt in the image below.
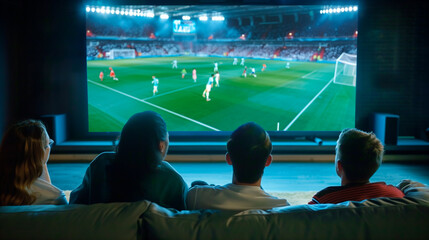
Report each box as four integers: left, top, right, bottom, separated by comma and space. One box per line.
309, 128, 404, 204
70, 111, 188, 210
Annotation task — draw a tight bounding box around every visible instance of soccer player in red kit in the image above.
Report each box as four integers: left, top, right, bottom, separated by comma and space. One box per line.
99, 71, 104, 81
109, 67, 118, 81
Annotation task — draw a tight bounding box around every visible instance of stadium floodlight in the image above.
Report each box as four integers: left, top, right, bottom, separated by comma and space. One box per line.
336, 7, 340, 13
100, 8, 105, 14
341, 7, 345, 12
147, 12, 154, 18
86, 6, 90, 12
199, 15, 208, 21
115, 9, 119, 14
182, 15, 191, 20
160, 14, 169, 19
333, 8, 337, 13
328, 9, 333, 14
212, 16, 225, 21
120, 10, 124, 15
349, 6, 353, 11
125, 11, 129, 16
96, 8, 100, 13
320, 10, 323, 14
106, 9, 111, 14
91, 7, 95, 12
353, 6, 358, 11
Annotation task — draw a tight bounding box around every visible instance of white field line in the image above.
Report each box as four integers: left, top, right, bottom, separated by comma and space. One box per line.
301, 70, 318, 79
283, 77, 334, 131
88, 80, 220, 131
143, 82, 204, 100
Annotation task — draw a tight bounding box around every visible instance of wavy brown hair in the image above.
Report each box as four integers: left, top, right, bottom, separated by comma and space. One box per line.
0, 120, 48, 206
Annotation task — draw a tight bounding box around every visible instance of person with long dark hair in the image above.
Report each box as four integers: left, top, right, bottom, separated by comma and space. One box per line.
70, 111, 188, 209
0, 120, 67, 206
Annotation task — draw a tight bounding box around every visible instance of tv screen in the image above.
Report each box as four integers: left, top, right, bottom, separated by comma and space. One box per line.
86, 5, 358, 132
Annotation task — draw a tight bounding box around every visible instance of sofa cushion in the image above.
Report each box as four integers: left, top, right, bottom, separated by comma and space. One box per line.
0, 201, 150, 240
141, 197, 429, 240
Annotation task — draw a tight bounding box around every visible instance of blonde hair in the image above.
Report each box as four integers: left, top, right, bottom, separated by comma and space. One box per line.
0, 120, 48, 205
337, 128, 384, 182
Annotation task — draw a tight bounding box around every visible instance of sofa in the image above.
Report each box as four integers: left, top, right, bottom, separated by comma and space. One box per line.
1, 181, 429, 240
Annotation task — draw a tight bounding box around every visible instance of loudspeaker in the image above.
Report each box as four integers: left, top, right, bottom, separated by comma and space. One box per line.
40, 114, 67, 144
371, 113, 399, 145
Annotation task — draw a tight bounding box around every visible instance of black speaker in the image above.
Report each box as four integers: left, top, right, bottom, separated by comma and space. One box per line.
371, 113, 399, 145
40, 114, 67, 144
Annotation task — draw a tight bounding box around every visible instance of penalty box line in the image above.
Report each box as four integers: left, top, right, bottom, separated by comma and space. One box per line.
283, 77, 334, 131
88, 80, 220, 131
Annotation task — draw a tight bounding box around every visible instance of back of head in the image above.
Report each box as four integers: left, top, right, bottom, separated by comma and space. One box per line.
115, 111, 167, 172
0, 120, 47, 205
108, 111, 168, 202
227, 122, 272, 183
336, 128, 384, 182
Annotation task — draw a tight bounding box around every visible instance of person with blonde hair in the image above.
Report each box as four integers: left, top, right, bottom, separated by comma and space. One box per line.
0, 120, 67, 206
308, 128, 404, 204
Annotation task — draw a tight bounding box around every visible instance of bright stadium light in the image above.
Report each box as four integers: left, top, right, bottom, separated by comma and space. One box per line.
329, 8, 333, 14
96, 8, 100, 13
349, 6, 353, 12
106, 9, 111, 14
353, 6, 358, 11
100, 8, 105, 14
125, 11, 129, 16
199, 15, 208, 21
333, 8, 337, 13
336, 7, 340, 12
116, 9, 119, 14
91, 7, 95, 12
212, 16, 225, 21
320, 10, 323, 14
341, 7, 345, 12
86, 6, 91, 12
160, 14, 169, 19
120, 10, 124, 15
147, 12, 154, 18
182, 15, 191, 20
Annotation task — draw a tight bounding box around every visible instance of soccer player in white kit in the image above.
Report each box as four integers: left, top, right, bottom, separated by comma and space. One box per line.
233, 58, 238, 65
202, 74, 214, 101
240, 58, 245, 66
192, 69, 197, 82
151, 76, 159, 95
172, 59, 177, 69
214, 71, 220, 87
251, 67, 257, 77
214, 62, 218, 72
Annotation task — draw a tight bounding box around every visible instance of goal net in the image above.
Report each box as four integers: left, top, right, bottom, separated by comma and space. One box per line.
106, 49, 136, 60
334, 53, 357, 86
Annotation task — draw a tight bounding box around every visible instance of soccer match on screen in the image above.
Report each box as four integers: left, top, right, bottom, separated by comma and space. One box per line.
86, 5, 358, 132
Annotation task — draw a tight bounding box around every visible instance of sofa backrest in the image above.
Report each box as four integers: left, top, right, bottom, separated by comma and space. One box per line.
1, 196, 429, 240
141, 197, 429, 240
0, 201, 150, 240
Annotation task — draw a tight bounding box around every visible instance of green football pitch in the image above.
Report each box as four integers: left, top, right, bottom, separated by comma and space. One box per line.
87, 56, 355, 132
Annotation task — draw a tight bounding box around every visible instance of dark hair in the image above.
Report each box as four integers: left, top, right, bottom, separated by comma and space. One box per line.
227, 122, 272, 183
108, 111, 168, 201
0, 120, 48, 205
337, 128, 384, 182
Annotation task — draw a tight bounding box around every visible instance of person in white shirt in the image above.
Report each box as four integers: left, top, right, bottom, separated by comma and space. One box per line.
172, 59, 178, 69
233, 58, 238, 65
186, 122, 289, 210
0, 120, 67, 206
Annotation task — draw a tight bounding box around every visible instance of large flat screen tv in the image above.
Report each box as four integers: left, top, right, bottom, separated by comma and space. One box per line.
85, 5, 358, 134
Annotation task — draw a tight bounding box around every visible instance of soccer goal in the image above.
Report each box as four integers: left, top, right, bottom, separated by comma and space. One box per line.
106, 49, 136, 60
334, 52, 357, 87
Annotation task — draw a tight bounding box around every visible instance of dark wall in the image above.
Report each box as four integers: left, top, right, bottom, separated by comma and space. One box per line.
2, 0, 87, 139
356, 2, 429, 138
1, 0, 428, 139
